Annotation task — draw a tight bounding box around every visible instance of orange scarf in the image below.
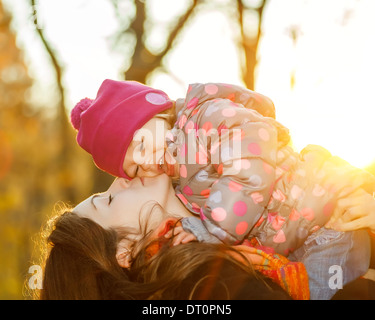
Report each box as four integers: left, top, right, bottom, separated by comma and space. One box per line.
233, 240, 310, 300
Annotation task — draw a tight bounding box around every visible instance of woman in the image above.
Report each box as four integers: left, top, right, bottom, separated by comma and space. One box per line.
36, 173, 374, 299
35, 174, 308, 300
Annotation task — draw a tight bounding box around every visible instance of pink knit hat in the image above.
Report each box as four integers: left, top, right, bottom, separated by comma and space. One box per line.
70, 79, 173, 178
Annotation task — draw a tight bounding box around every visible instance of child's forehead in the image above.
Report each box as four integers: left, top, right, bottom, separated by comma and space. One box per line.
133, 118, 168, 139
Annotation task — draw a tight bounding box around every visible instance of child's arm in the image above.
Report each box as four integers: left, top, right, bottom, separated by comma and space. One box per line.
211, 83, 276, 119
196, 99, 278, 244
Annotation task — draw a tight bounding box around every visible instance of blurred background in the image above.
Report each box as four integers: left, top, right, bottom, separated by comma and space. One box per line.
1, 0, 374, 299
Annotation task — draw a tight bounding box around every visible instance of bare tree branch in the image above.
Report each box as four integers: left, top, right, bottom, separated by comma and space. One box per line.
237, 0, 268, 90
123, 0, 200, 83
30, 0, 66, 123
30, 0, 75, 200
156, 0, 199, 65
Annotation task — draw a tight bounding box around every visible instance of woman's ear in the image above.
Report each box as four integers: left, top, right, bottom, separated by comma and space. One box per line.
116, 240, 131, 268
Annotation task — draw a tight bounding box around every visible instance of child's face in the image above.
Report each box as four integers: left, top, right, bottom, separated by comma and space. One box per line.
123, 117, 171, 179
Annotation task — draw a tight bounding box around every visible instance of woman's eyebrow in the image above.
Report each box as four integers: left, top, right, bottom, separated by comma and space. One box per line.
91, 194, 99, 210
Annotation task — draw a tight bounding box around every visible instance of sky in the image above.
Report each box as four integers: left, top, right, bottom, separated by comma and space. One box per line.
3, 0, 375, 168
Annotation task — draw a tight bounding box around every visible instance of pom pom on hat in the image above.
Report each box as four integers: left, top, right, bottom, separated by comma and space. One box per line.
71, 98, 94, 130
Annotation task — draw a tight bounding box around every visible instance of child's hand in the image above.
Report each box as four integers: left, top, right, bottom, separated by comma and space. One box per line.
326, 189, 375, 233
164, 226, 197, 246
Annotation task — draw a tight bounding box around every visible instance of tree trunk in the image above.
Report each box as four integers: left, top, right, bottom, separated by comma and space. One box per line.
237, 0, 268, 90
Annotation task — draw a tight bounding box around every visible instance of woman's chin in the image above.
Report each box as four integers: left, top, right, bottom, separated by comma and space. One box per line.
148, 173, 171, 190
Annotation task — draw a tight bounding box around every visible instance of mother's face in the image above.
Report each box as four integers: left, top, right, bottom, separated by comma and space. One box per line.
74, 174, 172, 232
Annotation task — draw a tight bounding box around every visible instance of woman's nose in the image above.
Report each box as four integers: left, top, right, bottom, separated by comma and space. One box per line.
108, 177, 130, 192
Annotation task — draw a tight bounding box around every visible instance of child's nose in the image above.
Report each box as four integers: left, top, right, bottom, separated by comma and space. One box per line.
142, 154, 158, 171
138, 162, 162, 178
140, 162, 156, 173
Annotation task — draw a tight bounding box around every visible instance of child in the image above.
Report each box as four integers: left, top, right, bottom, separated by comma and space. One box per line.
71, 79, 374, 299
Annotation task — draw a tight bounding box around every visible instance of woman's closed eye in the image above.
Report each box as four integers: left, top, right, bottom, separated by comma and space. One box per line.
108, 194, 113, 205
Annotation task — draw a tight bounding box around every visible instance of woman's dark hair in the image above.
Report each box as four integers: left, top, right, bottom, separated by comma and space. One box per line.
130, 240, 291, 300
33, 209, 290, 300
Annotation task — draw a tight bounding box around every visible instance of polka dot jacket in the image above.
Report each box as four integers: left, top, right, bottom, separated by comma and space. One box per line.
167, 83, 375, 256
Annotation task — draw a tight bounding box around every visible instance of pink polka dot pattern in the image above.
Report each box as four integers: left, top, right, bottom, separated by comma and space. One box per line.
145, 93, 167, 105
250, 192, 264, 204
312, 184, 325, 197
272, 189, 286, 202
217, 124, 228, 135
191, 202, 200, 213
200, 210, 207, 220
227, 93, 235, 101
235, 221, 248, 235
205, 84, 219, 95
233, 201, 247, 216
234, 159, 251, 171
291, 185, 303, 200
271, 215, 285, 230
258, 128, 270, 141
176, 193, 188, 205
179, 164, 187, 178
300, 207, 314, 221
273, 230, 286, 243
185, 120, 195, 134
178, 114, 187, 129
202, 121, 213, 134
200, 189, 210, 198
187, 97, 199, 109
248, 142, 261, 155
263, 161, 273, 174
222, 108, 236, 117
228, 181, 243, 192
289, 208, 300, 221
211, 207, 227, 222
183, 185, 193, 196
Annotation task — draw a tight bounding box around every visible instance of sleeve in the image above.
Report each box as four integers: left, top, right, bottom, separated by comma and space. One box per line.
187, 82, 276, 118
224, 83, 276, 119
181, 217, 222, 244
196, 99, 278, 244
